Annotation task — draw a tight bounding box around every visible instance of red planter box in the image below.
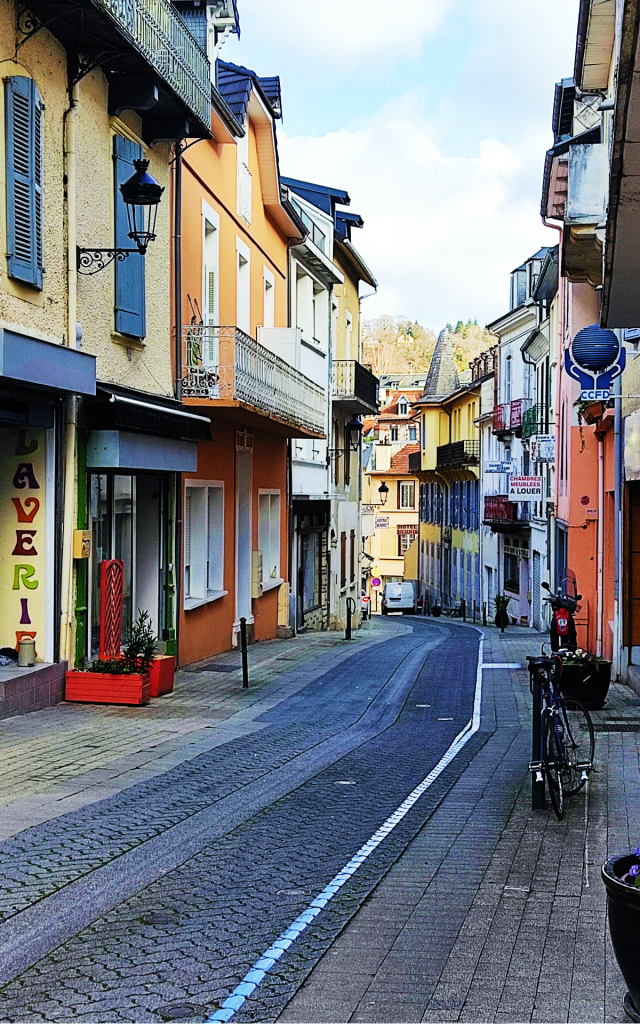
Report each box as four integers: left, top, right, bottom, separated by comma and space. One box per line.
65, 671, 150, 706
149, 655, 175, 697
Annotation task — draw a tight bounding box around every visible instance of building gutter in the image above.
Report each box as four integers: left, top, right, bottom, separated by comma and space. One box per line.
59, 82, 80, 667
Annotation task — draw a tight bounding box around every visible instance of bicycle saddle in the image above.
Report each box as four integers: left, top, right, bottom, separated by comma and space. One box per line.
526, 655, 553, 667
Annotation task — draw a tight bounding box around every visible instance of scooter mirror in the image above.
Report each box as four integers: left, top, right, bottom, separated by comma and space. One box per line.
541, 582, 550, 591
577, 594, 582, 600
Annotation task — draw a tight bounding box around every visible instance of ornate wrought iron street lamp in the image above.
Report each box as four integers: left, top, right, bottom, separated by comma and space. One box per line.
77, 160, 164, 275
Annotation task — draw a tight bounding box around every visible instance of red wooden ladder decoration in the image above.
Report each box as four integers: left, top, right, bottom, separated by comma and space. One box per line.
99, 559, 124, 659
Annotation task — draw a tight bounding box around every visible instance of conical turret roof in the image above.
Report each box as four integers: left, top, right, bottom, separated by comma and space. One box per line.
420, 328, 459, 401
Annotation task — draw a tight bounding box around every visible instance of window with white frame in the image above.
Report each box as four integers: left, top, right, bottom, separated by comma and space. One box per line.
184, 482, 225, 608
397, 397, 408, 416
399, 481, 415, 508
237, 237, 251, 334
258, 490, 281, 587
263, 266, 274, 328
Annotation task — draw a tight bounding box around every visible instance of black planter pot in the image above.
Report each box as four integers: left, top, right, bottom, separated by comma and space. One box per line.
431, 605, 441, 618
494, 609, 509, 629
560, 660, 611, 710
602, 855, 640, 1020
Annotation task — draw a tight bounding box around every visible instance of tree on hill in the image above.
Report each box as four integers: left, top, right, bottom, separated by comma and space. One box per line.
361, 315, 495, 376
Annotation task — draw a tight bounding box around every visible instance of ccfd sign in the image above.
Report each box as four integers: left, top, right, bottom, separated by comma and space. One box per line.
564, 324, 625, 401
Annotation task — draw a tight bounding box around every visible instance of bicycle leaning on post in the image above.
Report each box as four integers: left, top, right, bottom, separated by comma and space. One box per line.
527, 651, 595, 819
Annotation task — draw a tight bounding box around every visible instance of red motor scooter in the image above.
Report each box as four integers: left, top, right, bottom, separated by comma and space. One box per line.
541, 570, 581, 652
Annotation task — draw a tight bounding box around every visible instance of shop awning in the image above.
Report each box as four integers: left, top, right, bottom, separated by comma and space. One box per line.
86, 430, 197, 472
0, 329, 96, 395
82, 384, 211, 441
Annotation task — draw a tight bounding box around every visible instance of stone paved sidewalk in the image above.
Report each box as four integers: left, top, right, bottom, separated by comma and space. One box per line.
280, 621, 637, 1024
0, 619, 408, 842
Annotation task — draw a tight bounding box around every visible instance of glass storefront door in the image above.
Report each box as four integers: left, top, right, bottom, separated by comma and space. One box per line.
88, 472, 171, 658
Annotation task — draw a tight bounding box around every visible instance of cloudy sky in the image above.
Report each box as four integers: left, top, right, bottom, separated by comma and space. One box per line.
222, 0, 580, 332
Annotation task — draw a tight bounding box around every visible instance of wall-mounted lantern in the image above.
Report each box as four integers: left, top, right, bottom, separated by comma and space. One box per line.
77, 160, 164, 275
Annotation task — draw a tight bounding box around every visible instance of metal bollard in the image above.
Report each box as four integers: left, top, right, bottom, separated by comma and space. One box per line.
345, 597, 356, 640
482, 602, 487, 626
531, 670, 545, 809
239, 616, 249, 688
473, 600, 476, 624
462, 599, 466, 623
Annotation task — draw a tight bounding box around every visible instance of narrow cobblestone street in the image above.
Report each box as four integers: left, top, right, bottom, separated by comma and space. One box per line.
0, 616, 635, 1022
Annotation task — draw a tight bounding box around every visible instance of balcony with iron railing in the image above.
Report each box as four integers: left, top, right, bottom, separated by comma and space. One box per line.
408, 450, 421, 472
483, 495, 531, 527
492, 404, 509, 433
509, 398, 532, 435
24, 0, 212, 133
331, 360, 379, 414
181, 325, 325, 437
436, 439, 480, 470
521, 403, 549, 440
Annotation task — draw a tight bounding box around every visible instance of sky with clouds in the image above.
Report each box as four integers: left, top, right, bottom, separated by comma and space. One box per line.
222, 0, 580, 332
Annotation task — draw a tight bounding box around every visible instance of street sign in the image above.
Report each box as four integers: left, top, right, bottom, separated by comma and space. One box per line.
484, 461, 513, 473
530, 435, 555, 463
509, 475, 542, 500
371, 577, 381, 588
375, 516, 389, 529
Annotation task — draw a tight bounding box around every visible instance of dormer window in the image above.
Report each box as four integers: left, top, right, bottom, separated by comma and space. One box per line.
397, 397, 408, 416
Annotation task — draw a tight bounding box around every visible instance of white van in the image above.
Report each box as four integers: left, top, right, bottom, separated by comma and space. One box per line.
381, 581, 416, 615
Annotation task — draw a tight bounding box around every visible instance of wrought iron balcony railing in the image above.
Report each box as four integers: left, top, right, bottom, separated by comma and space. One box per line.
509, 398, 532, 434
483, 495, 531, 525
436, 439, 480, 469
95, 0, 210, 127
331, 360, 379, 413
522, 403, 548, 440
492, 404, 509, 432
408, 450, 421, 472
181, 325, 325, 435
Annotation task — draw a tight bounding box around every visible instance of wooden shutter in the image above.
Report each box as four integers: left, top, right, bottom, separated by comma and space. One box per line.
340, 532, 346, 588
350, 529, 355, 583
113, 135, 146, 338
5, 76, 43, 288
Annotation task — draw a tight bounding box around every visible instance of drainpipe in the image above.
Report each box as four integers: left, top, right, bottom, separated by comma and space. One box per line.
613, 358, 623, 677
173, 140, 183, 661
543, 218, 563, 594
59, 82, 79, 666
596, 432, 604, 657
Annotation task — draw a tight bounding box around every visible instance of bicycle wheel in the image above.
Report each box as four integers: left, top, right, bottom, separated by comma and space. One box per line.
562, 698, 595, 795
543, 712, 565, 819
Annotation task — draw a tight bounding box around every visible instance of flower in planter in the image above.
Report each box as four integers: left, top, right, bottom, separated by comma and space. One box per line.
619, 850, 640, 887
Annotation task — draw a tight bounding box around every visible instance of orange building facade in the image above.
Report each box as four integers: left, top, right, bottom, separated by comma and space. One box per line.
175, 62, 325, 664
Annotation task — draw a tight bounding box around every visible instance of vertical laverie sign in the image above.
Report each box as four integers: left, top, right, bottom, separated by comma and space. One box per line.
509, 476, 542, 501
0, 429, 46, 659
564, 323, 625, 400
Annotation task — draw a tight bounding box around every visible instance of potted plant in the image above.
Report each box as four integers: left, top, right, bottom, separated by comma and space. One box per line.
602, 849, 640, 1020
494, 593, 511, 630
65, 609, 157, 706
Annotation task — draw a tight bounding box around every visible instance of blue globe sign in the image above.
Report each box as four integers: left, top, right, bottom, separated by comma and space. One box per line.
565, 324, 625, 400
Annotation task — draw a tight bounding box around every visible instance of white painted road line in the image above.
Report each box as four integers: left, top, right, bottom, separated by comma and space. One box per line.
208, 634, 485, 1023
483, 663, 522, 669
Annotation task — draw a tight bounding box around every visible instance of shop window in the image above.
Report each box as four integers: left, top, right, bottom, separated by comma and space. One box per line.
398, 482, 415, 508
184, 481, 225, 607
504, 552, 520, 593
258, 490, 281, 587
5, 76, 44, 289
114, 135, 146, 338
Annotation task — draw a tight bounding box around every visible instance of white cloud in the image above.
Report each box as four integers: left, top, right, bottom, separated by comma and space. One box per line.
279, 105, 557, 329
231, 0, 451, 64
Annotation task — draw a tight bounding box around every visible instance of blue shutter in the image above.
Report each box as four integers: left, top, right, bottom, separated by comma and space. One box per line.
113, 135, 146, 338
5, 76, 43, 289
